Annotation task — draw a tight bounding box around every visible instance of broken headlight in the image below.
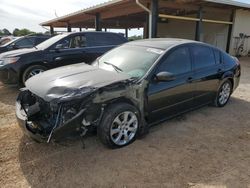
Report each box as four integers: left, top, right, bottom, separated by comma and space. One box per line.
47, 86, 96, 103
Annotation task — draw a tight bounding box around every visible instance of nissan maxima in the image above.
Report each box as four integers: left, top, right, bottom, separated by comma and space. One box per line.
16, 39, 241, 148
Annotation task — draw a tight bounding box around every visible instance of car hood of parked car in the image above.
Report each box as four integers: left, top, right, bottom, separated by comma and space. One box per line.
0, 48, 39, 58
25, 63, 131, 103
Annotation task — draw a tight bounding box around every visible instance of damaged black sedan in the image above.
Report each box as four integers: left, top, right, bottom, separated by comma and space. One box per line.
16, 39, 241, 148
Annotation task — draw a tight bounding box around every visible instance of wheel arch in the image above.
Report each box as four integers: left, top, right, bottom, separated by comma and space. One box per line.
82, 96, 141, 127
19, 62, 49, 85
104, 97, 141, 116
221, 71, 234, 91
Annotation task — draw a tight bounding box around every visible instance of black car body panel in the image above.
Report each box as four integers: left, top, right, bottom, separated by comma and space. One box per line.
0, 32, 127, 85
15, 39, 241, 143
25, 63, 131, 102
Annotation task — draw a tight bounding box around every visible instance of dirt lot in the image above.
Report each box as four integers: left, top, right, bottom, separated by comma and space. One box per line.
0, 58, 250, 188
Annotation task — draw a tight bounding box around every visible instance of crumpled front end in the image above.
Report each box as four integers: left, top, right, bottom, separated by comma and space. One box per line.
16, 77, 149, 143
16, 89, 101, 142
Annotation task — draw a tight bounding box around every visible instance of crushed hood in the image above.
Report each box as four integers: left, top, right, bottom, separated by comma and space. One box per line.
25, 63, 130, 102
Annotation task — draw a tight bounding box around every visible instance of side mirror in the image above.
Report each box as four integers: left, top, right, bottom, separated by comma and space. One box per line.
155, 71, 176, 82
55, 44, 64, 50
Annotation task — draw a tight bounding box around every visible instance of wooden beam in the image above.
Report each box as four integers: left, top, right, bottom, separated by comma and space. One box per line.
159, 14, 199, 21
202, 19, 233, 25
159, 14, 233, 25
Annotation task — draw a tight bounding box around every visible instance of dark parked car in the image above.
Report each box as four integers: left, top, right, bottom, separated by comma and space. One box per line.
16, 39, 241, 148
0, 34, 50, 54
0, 32, 127, 85
0, 36, 17, 46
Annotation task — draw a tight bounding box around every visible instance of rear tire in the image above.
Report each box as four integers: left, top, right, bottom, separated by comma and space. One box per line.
22, 65, 47, 85
97, 103, 140, 148
214, 80, 232, 107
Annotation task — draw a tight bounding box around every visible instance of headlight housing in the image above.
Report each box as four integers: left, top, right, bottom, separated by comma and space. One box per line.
46, 86, 96, 103
0, 57, 20, 66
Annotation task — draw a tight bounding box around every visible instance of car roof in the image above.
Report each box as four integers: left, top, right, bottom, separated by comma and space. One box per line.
61, 31, 124, 36
127, 38, 209, 50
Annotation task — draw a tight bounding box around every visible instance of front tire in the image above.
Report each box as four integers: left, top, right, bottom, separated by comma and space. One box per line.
214, 80, 232, 107
97, 103, 140, 148
22, 65, 47, 85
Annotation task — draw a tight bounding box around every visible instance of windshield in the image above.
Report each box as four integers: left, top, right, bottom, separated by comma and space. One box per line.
93, 45, 163, 79
36, 34, 67, 50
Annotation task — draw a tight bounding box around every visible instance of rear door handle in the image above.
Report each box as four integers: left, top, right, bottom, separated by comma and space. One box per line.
187, 77, 193, 83
217, 68, 223, 73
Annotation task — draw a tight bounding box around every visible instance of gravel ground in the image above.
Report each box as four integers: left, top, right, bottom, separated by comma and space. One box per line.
0, 58, 250, 188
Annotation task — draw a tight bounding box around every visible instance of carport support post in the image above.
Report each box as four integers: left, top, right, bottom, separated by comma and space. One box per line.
79, 27, 82, 32
67, 24, 72, 32
95, 13, 101, 31
151, 0, 158, 38
226, 10, 235, 53
125, 28, 128, 38
195, 6, 203, 41
50, 26, 54, 35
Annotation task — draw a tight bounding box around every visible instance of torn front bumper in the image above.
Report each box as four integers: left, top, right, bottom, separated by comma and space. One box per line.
16, 101, 47, 142
16, 92, 87, 142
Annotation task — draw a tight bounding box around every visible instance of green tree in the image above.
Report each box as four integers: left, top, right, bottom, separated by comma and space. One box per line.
0, 30, 4, 36
13, 28, 35, 36
13, 28, 20, 36
1, 28, 11, 35
2, 28, 11, 35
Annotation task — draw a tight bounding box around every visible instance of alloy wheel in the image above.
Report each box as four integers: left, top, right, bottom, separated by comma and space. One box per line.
110, 111, 138, 146
218, 82, 231, 105
27, 69, 44, 79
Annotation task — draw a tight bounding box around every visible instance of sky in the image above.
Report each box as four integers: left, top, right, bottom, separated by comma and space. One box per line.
0, 0, 250, 35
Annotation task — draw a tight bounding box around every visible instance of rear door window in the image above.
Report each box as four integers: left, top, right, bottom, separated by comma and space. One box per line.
15, 37, 35, 48
69, 35, 87, 48
223, 53, 236, 67
86, 33, 125, 47
55, 35, 87, 49
213, 49, 222, 64
158, 47, 192, 75
191, 45, 216, 70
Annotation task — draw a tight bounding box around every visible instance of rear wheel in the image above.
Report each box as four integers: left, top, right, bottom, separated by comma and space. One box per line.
214, 80, 232, 107
97, 103, 140, 148
22, 65, 47, 85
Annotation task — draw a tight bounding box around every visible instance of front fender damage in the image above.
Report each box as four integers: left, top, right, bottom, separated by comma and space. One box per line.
17, 79, 149, 143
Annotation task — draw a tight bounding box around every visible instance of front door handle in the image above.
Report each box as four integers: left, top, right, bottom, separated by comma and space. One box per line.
55, 57, 62, 61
